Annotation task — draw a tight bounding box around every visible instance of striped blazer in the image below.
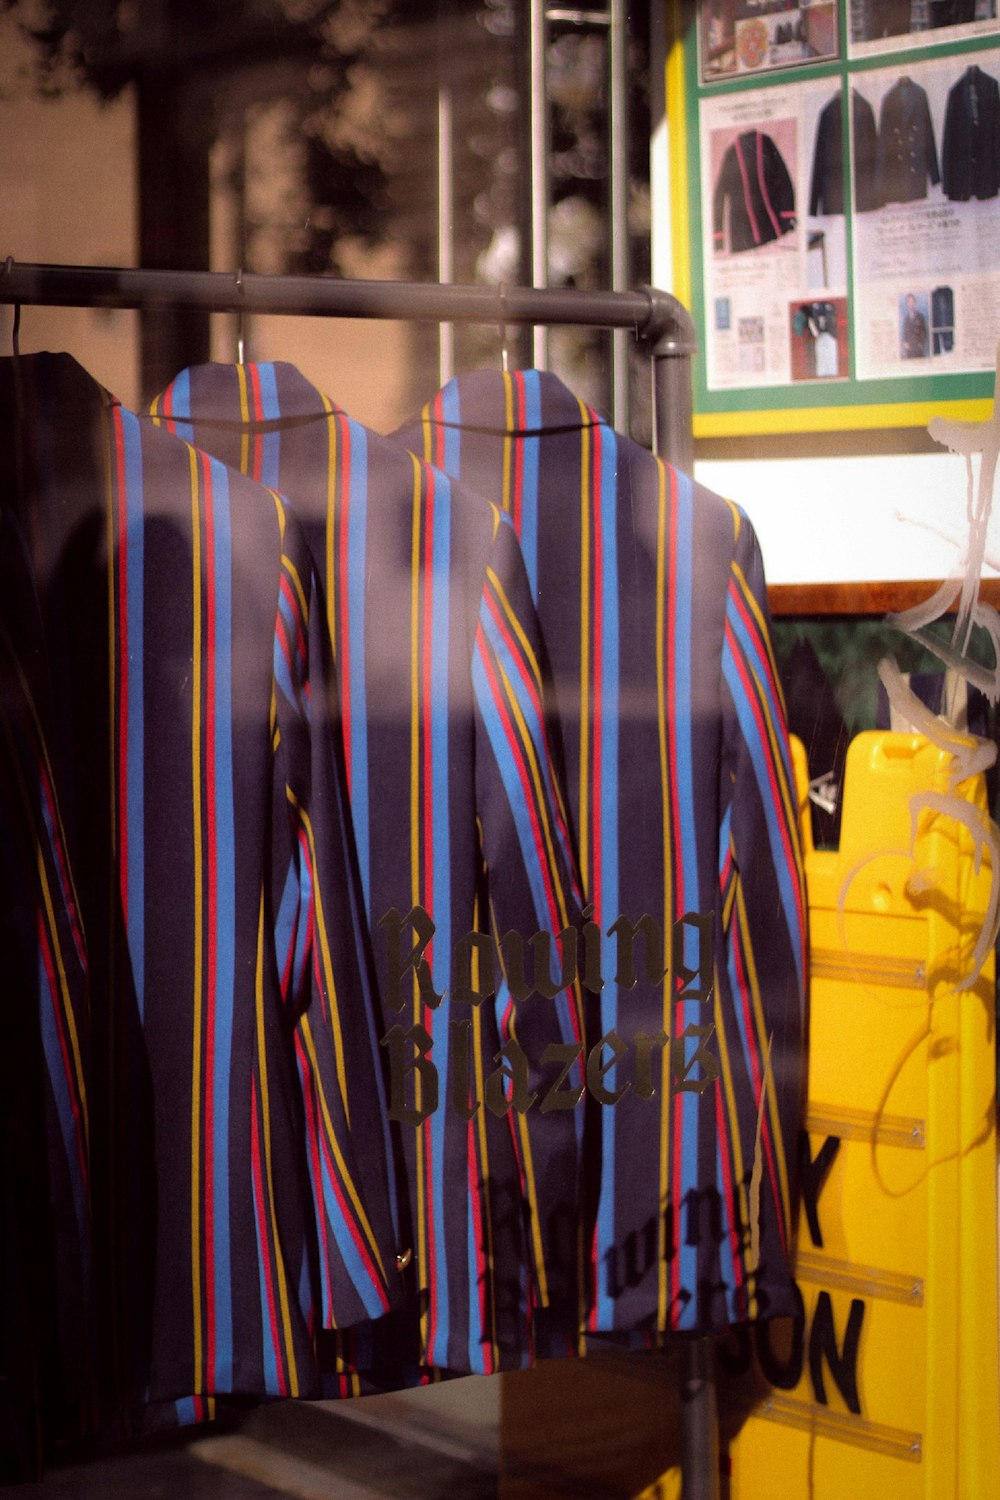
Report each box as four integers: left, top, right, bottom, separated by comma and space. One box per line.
0, 355, 403, 1436
0, 512, 95, 1475
394, 369, 808, 1338
150, 362, 585, 1380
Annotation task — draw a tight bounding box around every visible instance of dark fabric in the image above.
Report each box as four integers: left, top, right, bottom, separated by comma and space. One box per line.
713, 130, 796, 254
942, 66, 1000, 202
902, 306, 929, 357
876, 77, 940, 205
0, 354, 403, 1440
931, 0, 978, 24
150, 362, 586, 1380
392, 370, 808, 1340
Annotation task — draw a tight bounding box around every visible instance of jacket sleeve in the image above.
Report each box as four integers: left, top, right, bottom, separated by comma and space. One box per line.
271, 506, 403, 1333
718, 505, 807, 1314
713, 144, 735, 253
473, 508, 585, 1315
922, 89, 941, 189
809, 100, 835, 216
765, 134, 797, 229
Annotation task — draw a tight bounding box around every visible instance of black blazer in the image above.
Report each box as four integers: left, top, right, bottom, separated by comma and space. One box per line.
942, 66, 1000, 202
876, 77, 940, 205
713, 130, 796, 254
809, 90, 880, 216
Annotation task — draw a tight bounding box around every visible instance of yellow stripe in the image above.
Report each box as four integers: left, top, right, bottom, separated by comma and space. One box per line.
420, 403, 433, 465
188, 441, 205, 1384
578, 409, 591, 888
654, 459, 673, 1326
470, 894, 500, 1370
666, 0, 692, 311
269, 488, 287, 543
297, 1013, 389, 1289
733, 882, 791, 1232
236, 363, 250, 476
492, 650, 569, 935
283, 791, 349, 1120
408, 454, 430, 1349
255, 895, 300, 1395
281, 554, 310, 633
711, 966, 754, 1318
694, 396, 993, 439
501, 371, 515, 512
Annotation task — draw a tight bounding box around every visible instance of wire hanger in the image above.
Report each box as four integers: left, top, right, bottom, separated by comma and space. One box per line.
235, 267, 247, 364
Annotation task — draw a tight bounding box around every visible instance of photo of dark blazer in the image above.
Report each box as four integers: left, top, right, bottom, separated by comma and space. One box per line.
942, 66, 1000, 202
713, 129, 796, 254
930, 0, 978, 24
876, 76, 940, 205
809, 90, 880, 216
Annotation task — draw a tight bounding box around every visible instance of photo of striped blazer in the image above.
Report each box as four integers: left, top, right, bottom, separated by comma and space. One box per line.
0, 354, 403, 1437
393, 369, 808, 1340
150, 361, 586, 1382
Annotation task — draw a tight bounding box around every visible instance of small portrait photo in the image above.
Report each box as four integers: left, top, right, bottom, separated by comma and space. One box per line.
715, 296, 732, 330
930, 284, 955, 355
899, 290, 930, 360
702, 0, 737, 79
789, 297, 849, 380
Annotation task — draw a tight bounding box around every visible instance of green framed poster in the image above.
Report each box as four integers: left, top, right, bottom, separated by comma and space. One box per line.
665, 0, 1000, 435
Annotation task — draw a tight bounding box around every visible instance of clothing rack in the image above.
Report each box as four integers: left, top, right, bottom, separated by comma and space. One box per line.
0, 259, 696, 477
0, 254, 718, 1500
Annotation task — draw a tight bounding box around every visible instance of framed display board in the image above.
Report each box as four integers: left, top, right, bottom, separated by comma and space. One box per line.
666, 0, 1000, 435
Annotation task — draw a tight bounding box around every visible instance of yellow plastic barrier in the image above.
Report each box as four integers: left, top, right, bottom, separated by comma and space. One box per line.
640, 730, 999, 1500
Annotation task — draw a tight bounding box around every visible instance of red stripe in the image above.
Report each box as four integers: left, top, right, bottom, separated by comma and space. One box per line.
294, 1034, 334, 1320
433, 390, 446, 469
338, 415, 353, 790
513, 373, 525, 532
591, 424, 604, 920
756, 132, 782, 241
249, 363, 264, 482
302, 992, 392, 1313
113, 406, 129, 920
468, 1122, 494, 1373
478, 594, 567, 949
664, 468, 685, 1316
725, 617, 804, 950
734, 136, 762, 246
200, 448, 219, 1382
280, 575, 308, 672
250, 1079, 289, 1395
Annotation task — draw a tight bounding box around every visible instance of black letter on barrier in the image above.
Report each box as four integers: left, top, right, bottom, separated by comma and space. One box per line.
485, 1039, 537, 1117
586, 1030, 631, 1106
607, 913, 666, 991
755, 1281, 805, 1390
380, 1023, 438, 1126
377, 906, 445, 1013
799, 1133, 841, 1249
500, 928, 578, 1003
808, 1291, 864, 1414
673, 911, 713, 1003
539, 1042, 585, 1112
453, 930, 496, 1007
448, 1020, 480, 1120
633, 1030, 668, 1099
670, 1023, 720, 1094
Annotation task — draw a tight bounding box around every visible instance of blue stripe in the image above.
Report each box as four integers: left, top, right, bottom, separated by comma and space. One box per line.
347, 420, 371, 909
174, 1397, 197, 1426
210, 457, 236, 1387
274, 590, 301, 711
258, 364, 282, 488
121, 408, 146, 1019
168, 368, 195, 444
441, 379, 462, 476
275, 860, 300, 996
718, 804, 733, 876
672, 469, 700, 1327
250, 1136, 282, 1395
428, 474, 453, 1366
595, 422, 621, 1328
519, 373, 541, 596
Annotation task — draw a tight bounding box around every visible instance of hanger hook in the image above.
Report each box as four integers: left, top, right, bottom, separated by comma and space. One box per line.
498, 282, 510, 373
235, 267, 247, 365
